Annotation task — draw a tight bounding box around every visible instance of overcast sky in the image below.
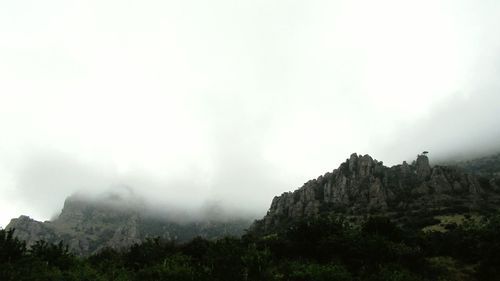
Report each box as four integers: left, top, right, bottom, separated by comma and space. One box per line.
1, 0, 500, 227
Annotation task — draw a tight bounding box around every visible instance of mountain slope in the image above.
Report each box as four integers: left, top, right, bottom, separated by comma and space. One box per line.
252, 153, 500, 233
450, 152, 500, 183
6, 194, 251, 256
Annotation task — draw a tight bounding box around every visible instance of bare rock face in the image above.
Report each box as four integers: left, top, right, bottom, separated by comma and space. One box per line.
6, 216, 57, 248
252, 153, 500, 233
107, 215, 142, 249
6, 196, 145, 255
416, 155, 431, 179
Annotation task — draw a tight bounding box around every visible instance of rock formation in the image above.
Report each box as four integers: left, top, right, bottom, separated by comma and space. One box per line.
7, 194, 251, 256
252, 153, 500, 233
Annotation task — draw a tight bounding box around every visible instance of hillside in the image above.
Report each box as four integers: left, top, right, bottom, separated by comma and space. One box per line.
450, 152, 500, 179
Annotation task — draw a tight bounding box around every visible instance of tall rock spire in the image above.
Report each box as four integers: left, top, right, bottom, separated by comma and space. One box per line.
416, 154, 431, 179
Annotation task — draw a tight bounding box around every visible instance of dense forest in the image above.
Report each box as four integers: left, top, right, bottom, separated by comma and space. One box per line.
2, 212, 500, 281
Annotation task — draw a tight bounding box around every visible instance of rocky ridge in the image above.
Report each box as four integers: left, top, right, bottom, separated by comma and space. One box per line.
252, 153, 500, 233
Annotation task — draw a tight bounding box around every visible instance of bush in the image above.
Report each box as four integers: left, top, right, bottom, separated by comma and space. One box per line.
286, 262, 352, 281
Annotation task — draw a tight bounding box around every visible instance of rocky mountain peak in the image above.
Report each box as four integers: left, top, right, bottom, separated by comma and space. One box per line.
347, 153, 377, 177
7, 194, 251, 256
252, 153, 500, 233
416, 154, 431, 179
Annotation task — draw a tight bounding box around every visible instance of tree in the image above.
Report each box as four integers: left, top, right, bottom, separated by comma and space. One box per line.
0, 228, 26, 263
29, 240, 75, 270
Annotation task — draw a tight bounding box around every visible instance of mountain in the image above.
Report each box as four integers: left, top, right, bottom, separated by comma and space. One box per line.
8, 152, 500, 256
251, 153, 500, 234
6, 193, 251, 256
449, 152, 500, 180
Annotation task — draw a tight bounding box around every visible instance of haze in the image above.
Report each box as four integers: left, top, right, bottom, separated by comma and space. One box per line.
1, 0, 500, 227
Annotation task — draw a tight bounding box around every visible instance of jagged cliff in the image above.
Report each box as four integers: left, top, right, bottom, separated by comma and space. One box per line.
6, 194, 251, 256
252, 153, 500, 233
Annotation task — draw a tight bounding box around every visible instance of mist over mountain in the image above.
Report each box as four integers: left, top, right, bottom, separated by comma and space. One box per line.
6, 190, 252, 256
2, 1, 500, 280
6, 150, 500, 257
2, 0, 500, 228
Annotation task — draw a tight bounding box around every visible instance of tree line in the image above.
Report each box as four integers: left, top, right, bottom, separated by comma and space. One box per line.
1, 213, 500, 281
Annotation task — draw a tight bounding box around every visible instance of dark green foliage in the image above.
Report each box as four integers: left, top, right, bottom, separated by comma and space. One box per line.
30, 240, 74, 270
2, 213, 500, 280
180, 236, 210, 262
361, 216, 401, 240
205, 237, 246, 280
285, 262, 352, 281
134, 254, 198, 281
369, 265, 426, 281
124, 237, 177, 270
0, 228, 26, 263
241, 243, 272, 280
474, 215, 500, 281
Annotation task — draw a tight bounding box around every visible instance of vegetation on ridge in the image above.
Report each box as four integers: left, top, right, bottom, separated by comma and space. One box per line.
2, 212, 500, 281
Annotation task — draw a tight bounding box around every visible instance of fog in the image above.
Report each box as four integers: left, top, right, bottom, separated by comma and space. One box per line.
1, 0, 500, 227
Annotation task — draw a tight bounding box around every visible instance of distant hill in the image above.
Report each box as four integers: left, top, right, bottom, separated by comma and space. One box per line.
251, 153, 500, 234
6, 194, 251, 256
448, 152, 500, 179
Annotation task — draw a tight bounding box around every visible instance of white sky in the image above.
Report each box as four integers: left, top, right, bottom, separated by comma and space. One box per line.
1, 0, 500, 227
